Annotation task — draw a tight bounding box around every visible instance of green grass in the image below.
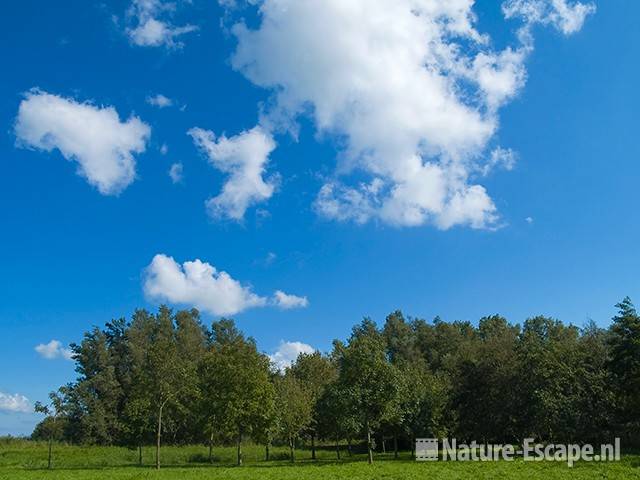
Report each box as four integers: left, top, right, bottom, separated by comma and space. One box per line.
1, 440, 639, 479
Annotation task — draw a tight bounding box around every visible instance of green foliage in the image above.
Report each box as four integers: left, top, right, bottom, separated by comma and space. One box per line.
30, 298, 640, 459
274, 374, 313, 461
335, 319, 402, 463
608, 298, 640, 409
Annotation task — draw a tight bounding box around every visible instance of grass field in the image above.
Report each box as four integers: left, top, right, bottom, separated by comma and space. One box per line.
1, 440, 639, 479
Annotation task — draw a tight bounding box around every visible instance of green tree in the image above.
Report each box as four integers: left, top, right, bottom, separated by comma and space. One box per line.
317, 381, 360, 459
34, 392, 65, 469
201, 319, 275, 466
275, 373, 313, 462
289, 351, 337, 459
608, 297, 640, 444
127, 307, 193, 469
337, 319, 401, 464
68, 327, 123, 444
453, 315, 519, 442
514, 316, 583, 442
383, 310, 420, 365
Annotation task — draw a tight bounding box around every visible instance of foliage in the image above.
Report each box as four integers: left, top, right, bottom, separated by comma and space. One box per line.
31, 298, 640, 459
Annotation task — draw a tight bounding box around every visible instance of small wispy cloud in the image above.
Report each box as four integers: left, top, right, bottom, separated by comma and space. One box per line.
126, 0, 197, 49
272, 290, 309, 310
35, 340, 74, 361
169, 163, 183, 183
146, 94, 173, 108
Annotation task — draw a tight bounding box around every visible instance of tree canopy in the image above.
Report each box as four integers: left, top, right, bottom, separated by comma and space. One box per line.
34, 299, 640, 465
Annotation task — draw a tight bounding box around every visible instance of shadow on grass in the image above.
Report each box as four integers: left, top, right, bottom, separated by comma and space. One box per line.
22, 455, 414, 472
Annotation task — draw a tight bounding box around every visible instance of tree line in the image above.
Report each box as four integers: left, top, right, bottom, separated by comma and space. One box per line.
33, 298, 640, 468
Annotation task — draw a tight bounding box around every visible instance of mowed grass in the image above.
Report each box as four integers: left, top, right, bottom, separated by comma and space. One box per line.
1, 440, 640, 479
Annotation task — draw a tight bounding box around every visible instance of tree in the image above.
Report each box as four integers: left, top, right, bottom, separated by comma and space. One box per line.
575, 320, 615, 443
200, 319, 275, 466
172, 309, 208, 444
337, 319, 402, 464
67, 327, 123, 444
275, 373, 313, 462
34, 392, 65, 469
453, 315, 519, 442
289, 351, 337, 459
317, 381, 360, 459
608, 297, 640, 444
513, 316, 583, 442
127, 307, 193, 470
383, 310, 420, 365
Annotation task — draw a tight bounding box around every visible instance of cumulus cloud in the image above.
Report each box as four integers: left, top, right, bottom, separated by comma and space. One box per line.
272, 290, 309, 309
0, 392, 31, 413
15, 90, 150, 195
503, 0, 596, 35
169, 162, 184, 183
35, 340, 74, 361
269, 341, 315, 372
144, 254, 267, 316
146, 94, 173, 108
144, 254, 310, 316
127, 0, 197, 48
220, 0, 593, 229
188, 126, 277, 220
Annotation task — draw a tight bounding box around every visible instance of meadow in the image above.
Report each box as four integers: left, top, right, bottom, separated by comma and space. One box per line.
1, 440, 639, 480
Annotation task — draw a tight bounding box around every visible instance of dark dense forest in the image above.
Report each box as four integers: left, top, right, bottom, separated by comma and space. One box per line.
32, 298, 640, 467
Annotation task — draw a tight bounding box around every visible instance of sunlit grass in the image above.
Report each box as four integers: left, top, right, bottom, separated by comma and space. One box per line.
1, 440, 639, 479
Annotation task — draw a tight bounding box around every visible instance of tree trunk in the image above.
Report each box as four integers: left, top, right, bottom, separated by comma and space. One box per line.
265, 442, 270, 461
47, 435, 53, 469
347, 438, 352, 456
237, 430, 243, 466
138, 445, 142, 466
382, 436, 386, 454
393, 432, 398, 459
366, 419, 373, 464
335, 435, 341, 460
411, 435, 416, 460
311, 433, 316, 460
156, 403, 164, 470
209, 431, 214, 463
289, 435, 295, 463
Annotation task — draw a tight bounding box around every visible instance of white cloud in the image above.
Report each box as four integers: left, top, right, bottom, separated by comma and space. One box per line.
35, 340, 74, 361
144, 254, 268, 316
481, 147, 518, 176
15, 89, 150, 195
0, 392, 31, 413
503, 0, 596, 36
127, 0, 197, 48
269, 340, 315, 372
160, 143, 169, 155
221, 0, 593, 229
146, 94, 173, 108
526, 216, 534, 224
272, 290, 309, 309
169, 162, 184, 183
144, 254, 310, 316
188, 126, 277, 220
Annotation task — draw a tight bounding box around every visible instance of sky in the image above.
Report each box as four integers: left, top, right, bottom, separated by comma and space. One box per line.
0, 0, 638, 435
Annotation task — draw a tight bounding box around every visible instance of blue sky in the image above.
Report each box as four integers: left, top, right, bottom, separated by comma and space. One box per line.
1, 0, 638, 434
